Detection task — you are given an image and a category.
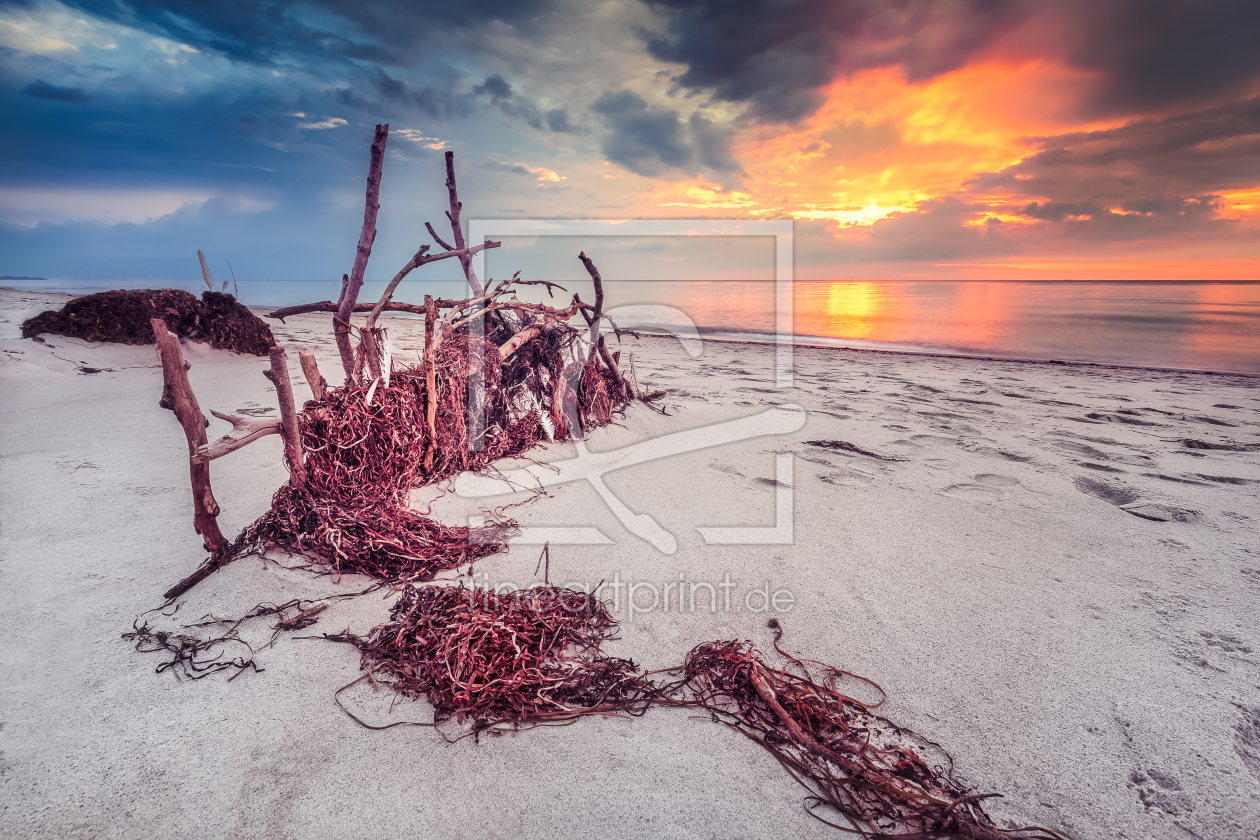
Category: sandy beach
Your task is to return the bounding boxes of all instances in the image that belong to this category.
[2,286,1258,840]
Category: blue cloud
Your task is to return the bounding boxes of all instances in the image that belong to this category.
[22,79,88,102]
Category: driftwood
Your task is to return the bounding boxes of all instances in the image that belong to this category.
[151,318,227,556]
[298,351,325,401]
[361,241,503,379]
[499,326,542,361]
[264,347,307,491]
[440,150,483,295]
[335,123,388,384]
[422,294,439,472]
[192,410,280,464]
[578,251,630,398]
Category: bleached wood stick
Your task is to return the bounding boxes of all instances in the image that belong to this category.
[151,318,228,556]
[422,294,439,473]
[191,410,281,464]
[499,326,541,361]
[442,151,484,295]
[298,351,325,401]
[264,347,308,491]
[335,124,388,384]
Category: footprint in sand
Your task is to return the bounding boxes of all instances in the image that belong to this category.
[1073,476,1201,522]
[910,434,958,446]
[939,473,1020,498]
[819,468,875,487]
[939,483,999,498]
[973,473,1020,488]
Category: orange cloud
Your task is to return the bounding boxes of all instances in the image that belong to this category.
[648,59,1118,224]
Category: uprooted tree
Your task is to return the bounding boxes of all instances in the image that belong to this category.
[153,124,642,599]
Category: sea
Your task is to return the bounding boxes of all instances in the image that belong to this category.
[6,277,1259,375]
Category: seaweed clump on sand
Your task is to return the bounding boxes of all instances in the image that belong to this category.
[21,288,275,356]
[342,584,653,725]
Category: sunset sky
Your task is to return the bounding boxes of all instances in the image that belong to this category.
[2,0,1259,288]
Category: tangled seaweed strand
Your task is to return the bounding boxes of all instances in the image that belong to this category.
[335,587,1067,839]
[243,326,629,582]
[343,584,654,727]
[659,622,1068,840]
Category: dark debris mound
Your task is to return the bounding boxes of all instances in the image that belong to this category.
[21,289,274,356]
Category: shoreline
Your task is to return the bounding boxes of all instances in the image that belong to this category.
[10,286,1258,380]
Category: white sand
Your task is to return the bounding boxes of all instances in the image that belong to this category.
[1,287,1258,840]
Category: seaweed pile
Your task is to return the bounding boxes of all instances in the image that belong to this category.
[329,586,1065,839]
[22,288,275,356]
[347,584,653,725]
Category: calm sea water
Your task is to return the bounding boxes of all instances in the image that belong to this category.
[598,280,1260,374]
[8,278,1259,374]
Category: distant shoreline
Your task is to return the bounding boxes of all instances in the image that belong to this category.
[7,286,1255,379]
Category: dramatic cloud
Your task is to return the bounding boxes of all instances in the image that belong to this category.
[642,0,1260,123]
[1064,0,1260,115]
[972,96,1260,203]
[642,0,1029,121]
[591,89,742,180]
[50,0,555,66]
[964,94,1260,243]
[22,78,87,102]
[865,197,1015,261]
[591,89,693,176]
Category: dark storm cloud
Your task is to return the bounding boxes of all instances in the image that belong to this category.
[545,108,574,132]
[688,112,742,173]
[471,75,581,133]
[641,0,1030,122]
[22,79,88,102]
[47,0,554,66]
[473,74,513,100]
[971,95,1260,209]
[1065,0,1260,115]
[642,0,1260,123]
[591,89,693,176]
[591,90,742,179]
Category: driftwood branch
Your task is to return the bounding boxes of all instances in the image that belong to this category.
[192,409,281,464]
[441,151,484,296]
[360,241,502,379]
[335,124,389,384]
[577,250,605,347]
[425,221,454,252]
[298,351,325,401]
[499,326,542,361]
[576,252,630,398]
[151,318,228,556]
[263,347,307,491]
[422,294,439,473]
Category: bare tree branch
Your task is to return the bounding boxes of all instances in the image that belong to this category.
[334,124,388,384]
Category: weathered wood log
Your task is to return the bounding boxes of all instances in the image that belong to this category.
[422,294,439,473]
[192,410,281,464]
[577,251,631,398]
[151,318,228,556]
[499,325,542,360]
[577,250,605,347]
[298,350,325,401]
[335,124,388,384]
[442,151,484,295]
[263,347,307,490]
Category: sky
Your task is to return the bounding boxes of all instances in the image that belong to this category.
[1,0,1259,295]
